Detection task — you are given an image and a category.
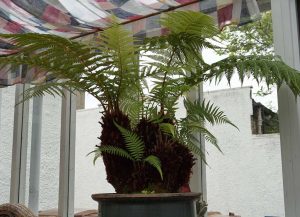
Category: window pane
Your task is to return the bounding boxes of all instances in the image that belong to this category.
[24,93,62,212]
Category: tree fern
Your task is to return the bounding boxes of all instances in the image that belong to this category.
[1,10,300,170]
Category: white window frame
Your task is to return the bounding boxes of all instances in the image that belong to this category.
[9,80,76,217]
[10,83,30,204]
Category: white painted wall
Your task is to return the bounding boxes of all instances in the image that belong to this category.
[204,87,285,217]
[0,86,15,205]
[0,86,285,217]
[74,108,114,209]
[0,89,113,210]
[0,87,62,209]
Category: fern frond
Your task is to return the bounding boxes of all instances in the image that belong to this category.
[88,146,133,165]
[114,122,145,161]
[189,125,220,152]
[145,10,219,60]
[119,96,143,126]
[179,118,221,154]
[184,98,237,128]
[185,139,207,164]
[205,55,300,95]
[160,10,218,37]
[144,155,163,180]
[159,123,176,137]
[20,81,79,104]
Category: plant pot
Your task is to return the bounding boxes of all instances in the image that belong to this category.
[91,192,201,217]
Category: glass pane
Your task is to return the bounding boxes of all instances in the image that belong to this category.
[39,95,61,210]
[23,92,62,213]
[0,86,16,204]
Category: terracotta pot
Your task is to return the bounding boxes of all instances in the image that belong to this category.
[92,192,201,217]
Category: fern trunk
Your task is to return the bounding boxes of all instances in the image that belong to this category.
[100,113,195,193]
[99,111,133,193]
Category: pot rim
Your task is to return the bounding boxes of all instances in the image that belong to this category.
[91,192,201,202]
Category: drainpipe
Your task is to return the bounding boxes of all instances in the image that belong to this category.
[257,106,263,134]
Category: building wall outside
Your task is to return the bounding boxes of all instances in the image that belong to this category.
[0,86,62,210]
[74,108,114,209]
[0,87,15,205]
[204,87,285,217]
[0,87,285,216]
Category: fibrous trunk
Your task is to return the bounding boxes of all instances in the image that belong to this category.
[99,112,195,193]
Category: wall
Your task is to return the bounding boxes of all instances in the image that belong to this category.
[0,86,15,204]
[0,89,113,210]
[74,108,114,209]
[204,87,285,217]
[0,86,62,210]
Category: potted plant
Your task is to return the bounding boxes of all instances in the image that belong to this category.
[1,11,300,217]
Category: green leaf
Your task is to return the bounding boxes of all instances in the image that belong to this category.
[160,10,218,37]
[159,123,176,137]
[119,89,144,126]
[204,55,300,96]
[114,121,145,161]
[184,98,238,129]
[144,155,163,180]
[88,146,134,165]
[185,139,207,165]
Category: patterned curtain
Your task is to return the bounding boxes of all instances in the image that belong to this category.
[0,0,271,86]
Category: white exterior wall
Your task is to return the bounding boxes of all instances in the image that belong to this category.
[0,87,285,216]
[204,87,285,217]
[0,87,62,209]
[0,87,15,204]
[74,108,114,209]
[0,88,112,210]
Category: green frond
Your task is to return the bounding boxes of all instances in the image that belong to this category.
[114,122,145,161]
[0,28,140,112]
[184,138,207,164]
[184,98,237,128]
[19,81,80,104]
[158,11,219,59]
[97,24,139,72]
[159,123,176,137]
[0,33,93,73]
[88,146,133,165]
[205,55,300,95]
[160,10,218,37]
[119,96,143,126]
[86,149,102,165]
[180,119,221,155]
[144,155,163,180]
[119,85,144,126]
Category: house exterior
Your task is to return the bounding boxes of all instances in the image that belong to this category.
[205,87,284,217]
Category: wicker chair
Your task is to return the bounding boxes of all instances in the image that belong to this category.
[0,204,35,217]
